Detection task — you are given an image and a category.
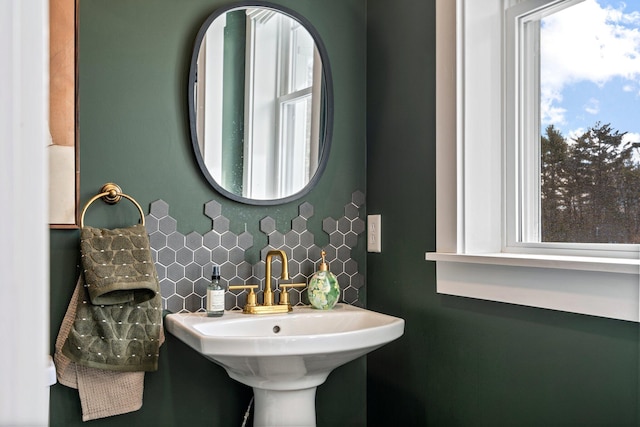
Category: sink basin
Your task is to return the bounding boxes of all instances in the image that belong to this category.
[165,303,404,426]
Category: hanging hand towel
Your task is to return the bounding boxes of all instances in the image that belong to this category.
[80,224,157,305]
[62,224,163,372]
[54,274,165,421]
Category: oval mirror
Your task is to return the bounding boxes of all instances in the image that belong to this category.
[189,3,333,205]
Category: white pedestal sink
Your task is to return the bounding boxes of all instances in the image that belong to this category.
[165,304,404,427]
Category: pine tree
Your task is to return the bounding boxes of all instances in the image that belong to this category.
[540,122,640,243]
[541,125,569,241]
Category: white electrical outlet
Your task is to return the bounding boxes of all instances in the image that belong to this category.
[367,214,382,253]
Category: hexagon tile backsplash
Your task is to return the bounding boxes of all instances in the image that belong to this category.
[145,191,366,313]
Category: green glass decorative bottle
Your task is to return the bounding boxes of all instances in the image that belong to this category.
[308,250,340,310]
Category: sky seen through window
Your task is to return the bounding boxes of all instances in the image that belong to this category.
[541,0,640,146]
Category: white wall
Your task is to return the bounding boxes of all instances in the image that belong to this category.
[0,0,51,425]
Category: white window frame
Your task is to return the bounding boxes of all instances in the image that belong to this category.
[276,18,314,197]
[426,0,640,322]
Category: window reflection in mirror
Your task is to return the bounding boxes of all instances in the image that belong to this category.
[193,6,327,202]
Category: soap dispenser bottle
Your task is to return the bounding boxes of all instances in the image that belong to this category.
[307,250,340,310]
[206,265,225,317]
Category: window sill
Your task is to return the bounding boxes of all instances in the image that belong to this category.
[425,252,640,322]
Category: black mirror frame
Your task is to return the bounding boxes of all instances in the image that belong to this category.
[188,1,334,205]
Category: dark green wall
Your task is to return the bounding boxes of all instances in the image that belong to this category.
[366,1,639,426]
[50,1,639,426]
[49,0,366,426]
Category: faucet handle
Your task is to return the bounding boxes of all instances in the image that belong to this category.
[278,283,307,306]
[228,285,259,307]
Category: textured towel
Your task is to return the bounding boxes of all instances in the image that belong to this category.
[80,224,157,305]
[62,224,163,372]
[54,275,165,421]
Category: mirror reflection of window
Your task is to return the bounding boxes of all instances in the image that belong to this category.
[276,15,321,199]
[196,8,321,201]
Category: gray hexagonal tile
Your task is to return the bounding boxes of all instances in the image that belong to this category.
[202,263,215,279]
[322,217,337,233]
[298,202,314,219]
[337,272,350,285]
[337,217,351,234]
[145,216,159,234]
[300,259,316,281]
[194,277,209,296]
[167,232,185,250]
[343,286,358,304]
[260,216,276,234]
[212,246,229,264]
[158,216,177,234]
[212,216,230,233]
[352,217,365,235]
[176,247,194,265]
[159,278,176,297]
[238,231,254,250]
[253,262,266,280]
[167,262,185,282]
[150,200,169,218]
[150,249,158,264]
[287,289,302,305]
[176,279,193,297]
[154,264,166,281]
[329,233,344,248]
[185,232,203,250]
[299,231,314,248]
[351,190,365,207]
[291,216,306,233]
[299,288,309,305]
[284,231,300,248]
[184,293,201,312]
[157,247,176,267]
[236,261,253,280]
[228,247,245,265]
[185,262,202,281]
[268,232,285,248]
[323,246,338,262]
[345,231,359,248]
[225,291,238,310]
[308,246,322,262]
[166,294,184,313]
[220,262,236,281]
[344,259,358,275]
[221,231,237,249]
[292,246,307,262]
[337,245,351,261]
[194,247,211,266]
[203,230,221,249]
[149,231,167,250]
[204,200,222,219]
[288,260,300,277]
[344,203,359,220]
[351,273,365,289]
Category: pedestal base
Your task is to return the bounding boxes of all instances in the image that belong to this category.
[252,387,317,427]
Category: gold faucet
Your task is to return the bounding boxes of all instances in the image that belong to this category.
[264,250,289,306]
[228,250,305,314]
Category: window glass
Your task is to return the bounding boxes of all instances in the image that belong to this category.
[538,0,640,243]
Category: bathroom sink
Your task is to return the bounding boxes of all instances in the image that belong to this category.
[165,304,404,426]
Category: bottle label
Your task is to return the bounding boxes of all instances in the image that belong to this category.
[207,289,225,311]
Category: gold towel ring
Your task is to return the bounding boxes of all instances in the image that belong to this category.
[80,183,145,228]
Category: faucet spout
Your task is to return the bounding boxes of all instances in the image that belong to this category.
[264,250,289,306]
